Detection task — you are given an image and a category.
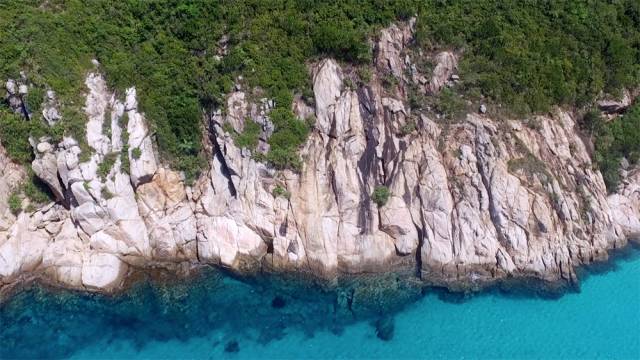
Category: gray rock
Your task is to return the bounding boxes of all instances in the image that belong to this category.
[5,79,16,95]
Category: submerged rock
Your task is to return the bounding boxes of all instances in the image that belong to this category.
[224,340,240,353]
[374,316,395,341]
[271,295,286,309]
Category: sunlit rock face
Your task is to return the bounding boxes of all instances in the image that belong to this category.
[0,19,638,295]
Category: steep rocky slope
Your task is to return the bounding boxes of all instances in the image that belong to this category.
[1,21,638,296]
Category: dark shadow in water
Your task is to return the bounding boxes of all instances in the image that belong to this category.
[1,243,638,359]
[0,269,421,359]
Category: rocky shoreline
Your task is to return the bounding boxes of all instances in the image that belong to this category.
[1,20,639,302]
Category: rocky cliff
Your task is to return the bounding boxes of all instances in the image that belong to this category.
[1,21,638,296]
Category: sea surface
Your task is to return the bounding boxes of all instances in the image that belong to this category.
[1,246,639,360]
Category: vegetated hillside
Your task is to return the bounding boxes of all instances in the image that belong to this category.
[1,1,638,191]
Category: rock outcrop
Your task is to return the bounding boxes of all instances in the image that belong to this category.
[1,20,638,296]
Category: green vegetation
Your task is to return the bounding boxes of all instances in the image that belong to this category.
[272,185,290,199]
[266,108,310,169]
[507,154,551,185]
[234,119,261,151]
[8,192,21,215]
[0,1,413,178]
[415,0,640,115]
[22,170,54,205]
[432,88,467,122]
[102,109,112,138]
[372,186,390,206]
[131,147,142,160]
[101,186,114,200]
[0,110,46,164]
[1,0,638,182]
[585,104,640,192]
[119,114,130,174]
[357,67,372,84]
[97,153,117,179]
[399,119,416,136]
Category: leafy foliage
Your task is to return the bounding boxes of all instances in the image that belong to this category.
[0,110,47,164]
[432,88,467,122]
[272,185,290,199]
[23,172,53,205]
[131,147,141,160]
[587,104,640,192]
[415,0,640,115]
[372,186,390,206]
[97,153,117,179]
[8,192,21,215]
[266,108,310,170]
[0,0,638,178]
[234,119,261,151]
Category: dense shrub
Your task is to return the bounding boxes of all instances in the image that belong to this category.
[1,0,638,177]
[97,153,117,179]
[433,88,467,122]
[234,119,261,151]
[0,111,38,165]
[22,170,55,205]
[272,185,290,199]
[266,108,310,170]
[591,104,640,192]
[8,192,21,215]
[131,147,141,160]
[372,186,390,206]
[415,0,640,115]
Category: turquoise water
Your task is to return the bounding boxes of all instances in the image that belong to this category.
[2,247,639,359]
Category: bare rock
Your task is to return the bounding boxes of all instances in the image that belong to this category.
[226,91,248,132]
[313,59,343,135]
[598,90,632,114]
[376,18,415,78]
[32,150,65,202]
[126,88,157,186]
[81,252,127,290]
[428,52,458,94]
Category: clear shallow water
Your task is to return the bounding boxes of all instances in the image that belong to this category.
[2,247,639,360]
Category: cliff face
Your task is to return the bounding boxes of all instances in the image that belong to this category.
[1,21,638,294]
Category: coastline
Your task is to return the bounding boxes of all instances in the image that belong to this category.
[3,237,638,308]
[2,239,639,359]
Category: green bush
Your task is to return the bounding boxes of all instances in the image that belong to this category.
[23,170,54,205]
[266,148,303,171]
[266,108,309,170]
[592,104,640,192]
[98,153,118,179]
[8,192,21,215]
[131,147,142,160]
[434,88,466,122]
[400,120,416,136]
[25,86,46,115]
[101,186,114,200]
[372,186,390,206]
[0,111,44,164]
[235,119,261,150]
[119,114,130,174]
[312,21,371,63]
[415,1,640,114]
[272,185,290,199]
[2,0,638,178]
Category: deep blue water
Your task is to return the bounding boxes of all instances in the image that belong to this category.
[2,246,639,360]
